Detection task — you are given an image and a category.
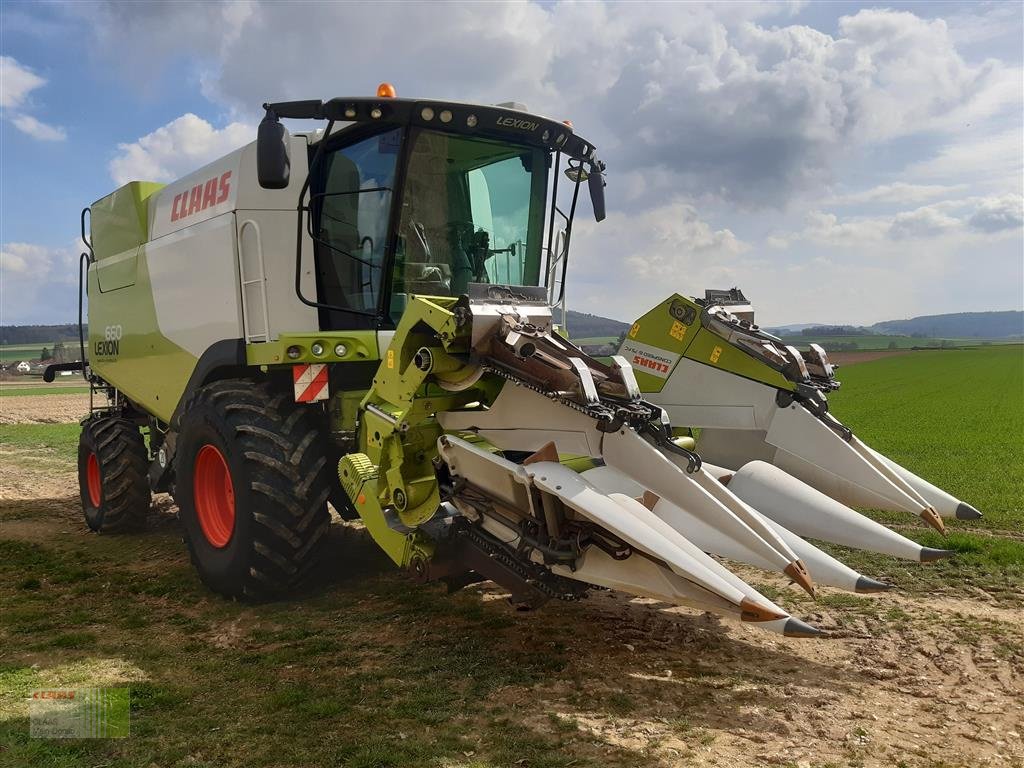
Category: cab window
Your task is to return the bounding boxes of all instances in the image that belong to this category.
[390,129,547,323]
[312,129,401,328]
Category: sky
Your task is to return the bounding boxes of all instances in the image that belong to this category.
[1,0,1022,328]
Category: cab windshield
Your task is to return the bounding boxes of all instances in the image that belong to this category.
[390,129,548,322]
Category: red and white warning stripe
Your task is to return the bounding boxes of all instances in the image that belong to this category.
[293,363,329,402]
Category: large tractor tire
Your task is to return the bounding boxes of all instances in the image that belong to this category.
[78,417,151,532]
[174,379,332,600]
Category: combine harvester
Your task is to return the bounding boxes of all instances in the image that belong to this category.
[612,288,981,571]
[52,85,961,645]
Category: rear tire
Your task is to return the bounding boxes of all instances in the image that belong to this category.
[174,379,332,600]
[78,417,151,532]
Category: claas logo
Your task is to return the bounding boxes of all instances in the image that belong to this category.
[170,171,232,222]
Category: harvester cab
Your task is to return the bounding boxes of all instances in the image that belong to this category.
[69,85,965,645]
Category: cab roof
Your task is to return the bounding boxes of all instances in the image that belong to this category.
[265,97,599,163]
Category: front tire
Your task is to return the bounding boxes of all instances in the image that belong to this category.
[78,417,151,532]
[174,379,332,600]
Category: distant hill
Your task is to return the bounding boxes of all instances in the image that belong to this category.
[0,324,80,345]
[565,310,629,339]
[870,311,1023,339]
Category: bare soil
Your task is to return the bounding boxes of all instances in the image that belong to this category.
[0,393,90,424]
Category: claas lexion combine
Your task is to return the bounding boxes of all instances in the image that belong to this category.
[55,84,981,641]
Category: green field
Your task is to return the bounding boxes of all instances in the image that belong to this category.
[572,335,620,347]
[828,345,1023,532]
[0,344,59,362]
[0,386,90,397]
[781,333,1005,350]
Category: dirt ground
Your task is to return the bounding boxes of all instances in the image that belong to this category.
[2,398,1022,768]
[0,393,91,425]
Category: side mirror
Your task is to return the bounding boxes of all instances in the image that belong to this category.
[257,111,291,189]
[588,159,606,222]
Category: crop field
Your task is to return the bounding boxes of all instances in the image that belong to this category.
[0,343,70,362]
[1,349,1022,768]
[780,334,1009,350]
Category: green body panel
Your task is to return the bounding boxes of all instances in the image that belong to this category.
[88,248,198,423]
[338,454,434,568]
[246,331,379,366]
[684,327,794,390]
[90,182,165,260]
[341,295,490,569]
[626,293,795,393]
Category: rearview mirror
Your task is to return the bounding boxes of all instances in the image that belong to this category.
[588,159,606,222]
[257,112,291,189]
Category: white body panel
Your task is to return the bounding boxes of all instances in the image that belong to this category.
[725,460,928,561]
[441,384,806,582]
[647,360,936,519]
[584,464,878,593]
[147,213,244,358]
[144,135,318,354]
[436,435,804,633]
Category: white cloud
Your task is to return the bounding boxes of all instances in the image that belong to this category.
[1,55,67,142]
[0,55,45,109]
[968,194,1024,233]
[906,128,1024,185]
[888,207,961,239]
[10,113,66,141]
[829,182,967,206]
[0,242,82,325]
[770,194,1024,248]
[75,3,1022,209]
[567,200,749,321]
[109,113,254,185]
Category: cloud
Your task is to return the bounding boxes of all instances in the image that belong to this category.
[0,55,45,109]
[829,183,967,206]
[567,200,749,321]
[0,242,83,325]
[0,55,67,142]
[888,207,961,239]
[968,194,1024,233]
[10,113,66,141]
[770,194,1024,248]
[109,113,254,185]
[74,3,1022,210]
[906,128,1023,185]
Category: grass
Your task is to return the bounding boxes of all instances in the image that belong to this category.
[572,336,619,347]
[0,423,81,462]
[780,334,1009,351]
[0,386,91,397]
[0,343,74,362]
[828,345,1023,532]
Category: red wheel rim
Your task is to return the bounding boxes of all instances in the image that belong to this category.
[86,452,102,508]
[193,445,236,548]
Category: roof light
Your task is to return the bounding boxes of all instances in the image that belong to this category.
[563,119,574,128]
[439,110,453,123]
[466,114,477,127]
[377,82,397,98]
[421,107,435,121]
[370,107,382,119]
[344,107,357,119]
